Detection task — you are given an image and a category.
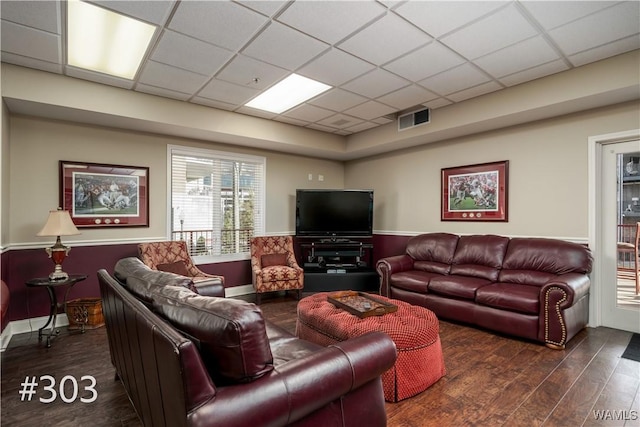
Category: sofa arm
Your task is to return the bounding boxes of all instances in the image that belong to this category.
[188,332,397,427]
[376,254,414,296]
[540,273,591,349]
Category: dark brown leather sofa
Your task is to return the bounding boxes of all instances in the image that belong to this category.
[98,257,397,427]
[377,233,593,349]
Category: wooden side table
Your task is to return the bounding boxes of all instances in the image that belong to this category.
[25,274,87,347]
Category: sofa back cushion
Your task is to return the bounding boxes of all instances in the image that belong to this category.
[499,238,593,286]
[114,257,196,303]
[450,235,509,281]
[406,233,459,275]
[152,286,274,385]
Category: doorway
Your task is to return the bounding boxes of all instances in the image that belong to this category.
[591,131,640,333]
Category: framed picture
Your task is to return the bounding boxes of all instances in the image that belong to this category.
[441,160,508,222]
[60,161,149,228]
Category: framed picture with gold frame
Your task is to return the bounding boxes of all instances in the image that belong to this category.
[60,160,149,228]
[441,160,508,222]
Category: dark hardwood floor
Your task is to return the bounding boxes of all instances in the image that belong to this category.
[2,293,639,427]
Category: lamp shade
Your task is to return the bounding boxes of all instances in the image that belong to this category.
[37,209,81,237]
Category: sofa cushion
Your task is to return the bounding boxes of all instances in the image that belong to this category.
[390,270,439,294]
[428,275,492,300]
[450,235,509,281]
[157,261,190,277]
[406,233,458,274]
[152,285,274,385]
[475,283,540,314]
[500,238,593,286]
[261,253,288,267]
[114,257,196,303]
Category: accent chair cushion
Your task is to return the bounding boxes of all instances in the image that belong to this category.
[261,253,288,267]
[157,261,191,277]
[152,285,274,385]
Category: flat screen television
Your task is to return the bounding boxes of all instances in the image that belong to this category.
[296,189,373,239]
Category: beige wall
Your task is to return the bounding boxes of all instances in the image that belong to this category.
[346,101,640,240]
[8,116,343,246]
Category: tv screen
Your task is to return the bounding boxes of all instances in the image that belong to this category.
[296,189,373,238]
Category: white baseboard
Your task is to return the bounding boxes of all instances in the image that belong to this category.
[1,314,69,352]
[225,284,254,298]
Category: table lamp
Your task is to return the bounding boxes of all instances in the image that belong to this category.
[37,208,81,281]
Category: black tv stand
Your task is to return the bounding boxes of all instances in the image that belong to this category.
[299,239,378,293]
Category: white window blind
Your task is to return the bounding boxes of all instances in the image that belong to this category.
[168,146,265,261]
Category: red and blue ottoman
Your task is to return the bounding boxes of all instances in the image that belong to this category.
[296,292,446,402]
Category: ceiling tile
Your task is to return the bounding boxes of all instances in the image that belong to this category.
[138,60,210,94]
[197,78,260,105]
[383,41,465,81]
[344,100,397,121]
[1,21,61,64]
[237,0,289,18]
[298,48,375,86]
[282,104,335,122]
[342,68,410,99]
[447,81,503,102]
[499,59,569,87]
[66,66,135,90]
[90,0,176,25]
[568,35,640,67]
[136,83,190,101]
[345,121,378,133]
[317,113,364,129]
[418,63,490,95]
[548,2,640,56]
[1,0,60,33]
[242,22,329,70]
[1,52,62,74]
[192,97,237,111]
[338,12,432,65]
[520,1,615,30]
[394,1,508,38]
[277,1,386,44]
[151,31,234,76]
[424,98,453,109]
[441,3,539,60]
[216,55,289,89]
[309,88,367,112]
[475,35,560,78]
[377,85,438,110]
[168,1,267,51]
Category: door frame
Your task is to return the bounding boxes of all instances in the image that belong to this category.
[588,129,640,328]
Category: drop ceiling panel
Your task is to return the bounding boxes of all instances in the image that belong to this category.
[138,60,210,95]
[377,85,438,110]
[338,12,432,65]
[242,22,329,70]
[282,104,336,122]
[419,63,491,95]
[309,89,368,112]
[197,79,260,105]
[1,0,61,33]
[297,48,375,86]
[90,0,175,25]
[342,68,410,99]
[344,101,397,121]
[277,1,386,45]
[216,55,289,89]
[441,4,539,60]
[520,1,615,30]
[151,31,234,76]
[317,113,364,130]
[168,1,267,51]
[383,42,466,82]
[1,21,61,64]
[475,36,560,78]
[394,1,508,38]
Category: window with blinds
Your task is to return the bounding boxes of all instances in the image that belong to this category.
[168,145,265,261]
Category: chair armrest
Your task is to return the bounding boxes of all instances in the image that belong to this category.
[541,273,590,308]
[376,254,414,296]
[188,332,397,427]
[193,277,225,298]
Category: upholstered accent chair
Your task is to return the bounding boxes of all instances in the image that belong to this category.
[250,235,304,304]
[138,241,225,297]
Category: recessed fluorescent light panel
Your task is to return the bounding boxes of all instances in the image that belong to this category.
[245,74,331,114]
[67,0,156,80]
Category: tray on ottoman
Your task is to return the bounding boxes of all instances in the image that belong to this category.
[327,291,397,318]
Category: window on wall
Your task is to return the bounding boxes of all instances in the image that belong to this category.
[168,145,265,261]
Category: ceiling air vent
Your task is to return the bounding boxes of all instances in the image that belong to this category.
[397,108,430,131]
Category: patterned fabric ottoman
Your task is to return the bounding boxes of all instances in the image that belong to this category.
[296,292,446,402]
